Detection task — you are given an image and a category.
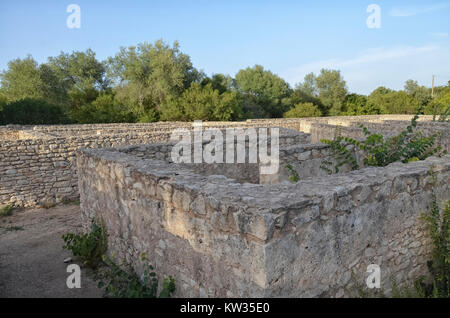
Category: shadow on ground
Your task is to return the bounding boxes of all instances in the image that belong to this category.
[0,204,102,298]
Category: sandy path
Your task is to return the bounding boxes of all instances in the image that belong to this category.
[0,204,102,298]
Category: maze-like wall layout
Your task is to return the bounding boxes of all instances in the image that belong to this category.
[1,115,449,297]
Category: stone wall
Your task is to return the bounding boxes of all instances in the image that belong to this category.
[77,143,450,297]
[0,115,445,207]
[0,131,177,207]
[0,123,308,207]
[308,120,450,152]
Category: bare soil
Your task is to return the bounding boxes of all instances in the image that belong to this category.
[0,204,103,298]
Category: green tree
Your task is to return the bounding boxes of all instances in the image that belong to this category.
[342,93,383,115]
[368,88,420,114]
[290,82,323,109]
[160,83,242,121]
[107,40,202,121]
[235,65,291,118]
[425,85,450,118]
[0,56,67,106]
[0,93,7,113]
[70,92,135,124]
[0,99,69,125]
[48,49,108,92]
[284,102,322,118]
[296,69,348,115]
[404,79,431,106]
[201,73,235,94]
[47,49,109,116]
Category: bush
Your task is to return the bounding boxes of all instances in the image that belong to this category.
[0,205,13,217]
[284,102,322,118]
[95,254,176,298]
[70,93,136,124]
[62,219,176,298]
[62,219,108,269]
[320,107,446,173]
[160,83,242,121]
[0,98,70,125]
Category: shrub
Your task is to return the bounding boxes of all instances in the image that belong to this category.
[0,98,70,125]
[95,253,176,298]
[320,107,446,173]
[0,205,13,217]
[62,219,176,298]
[70,93,136,124]
[160,83,242,121]
[284,102,322,118]
[62,219,108,269]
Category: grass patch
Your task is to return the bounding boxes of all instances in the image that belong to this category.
[1,225,24,232]
[0,205,13,217]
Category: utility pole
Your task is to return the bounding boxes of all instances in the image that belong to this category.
[432,75,435,98]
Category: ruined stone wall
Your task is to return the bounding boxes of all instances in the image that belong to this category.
[269,143,365,184]
[0,115,445,207]
[77,144,450,297]
[0,124,308,207]
[308,120,450,152]
[0,132,175,207]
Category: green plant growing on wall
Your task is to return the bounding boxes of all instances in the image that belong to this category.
[417,167,450,298]
[285,164,300,183]
[96,253,176,298]
[320,107,445,174]
[62,219,176,298]
[347,168,449,298]
[62,219,108,269]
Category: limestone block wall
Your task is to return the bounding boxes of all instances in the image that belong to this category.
[308,121,450,152]
[0,115,445,207]
[0,131,176,207]
[268,143,365,184]
[77,144,450,297]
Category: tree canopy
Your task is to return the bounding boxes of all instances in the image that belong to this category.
[235,65,291,118]
[0,40,446,125]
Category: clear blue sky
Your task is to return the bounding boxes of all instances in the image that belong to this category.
[1,0,449,94]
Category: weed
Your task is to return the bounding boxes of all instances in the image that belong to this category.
[0,205,13,217]
[95,253,175,298]
[320,106,446,173]
[285,164,300,183]
[62,219,108,269]
[346,168,449,298]
[1,225,24,232]
[62,219,176,298]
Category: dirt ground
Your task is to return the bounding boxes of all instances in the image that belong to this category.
[0,204,103,298]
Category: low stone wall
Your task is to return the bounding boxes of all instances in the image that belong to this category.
[308,120,450,152]
[0,115,446,207]
[0,124,307,207]
[0,133,174,207]
[270,143,363,184]
[77,143,450,297]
